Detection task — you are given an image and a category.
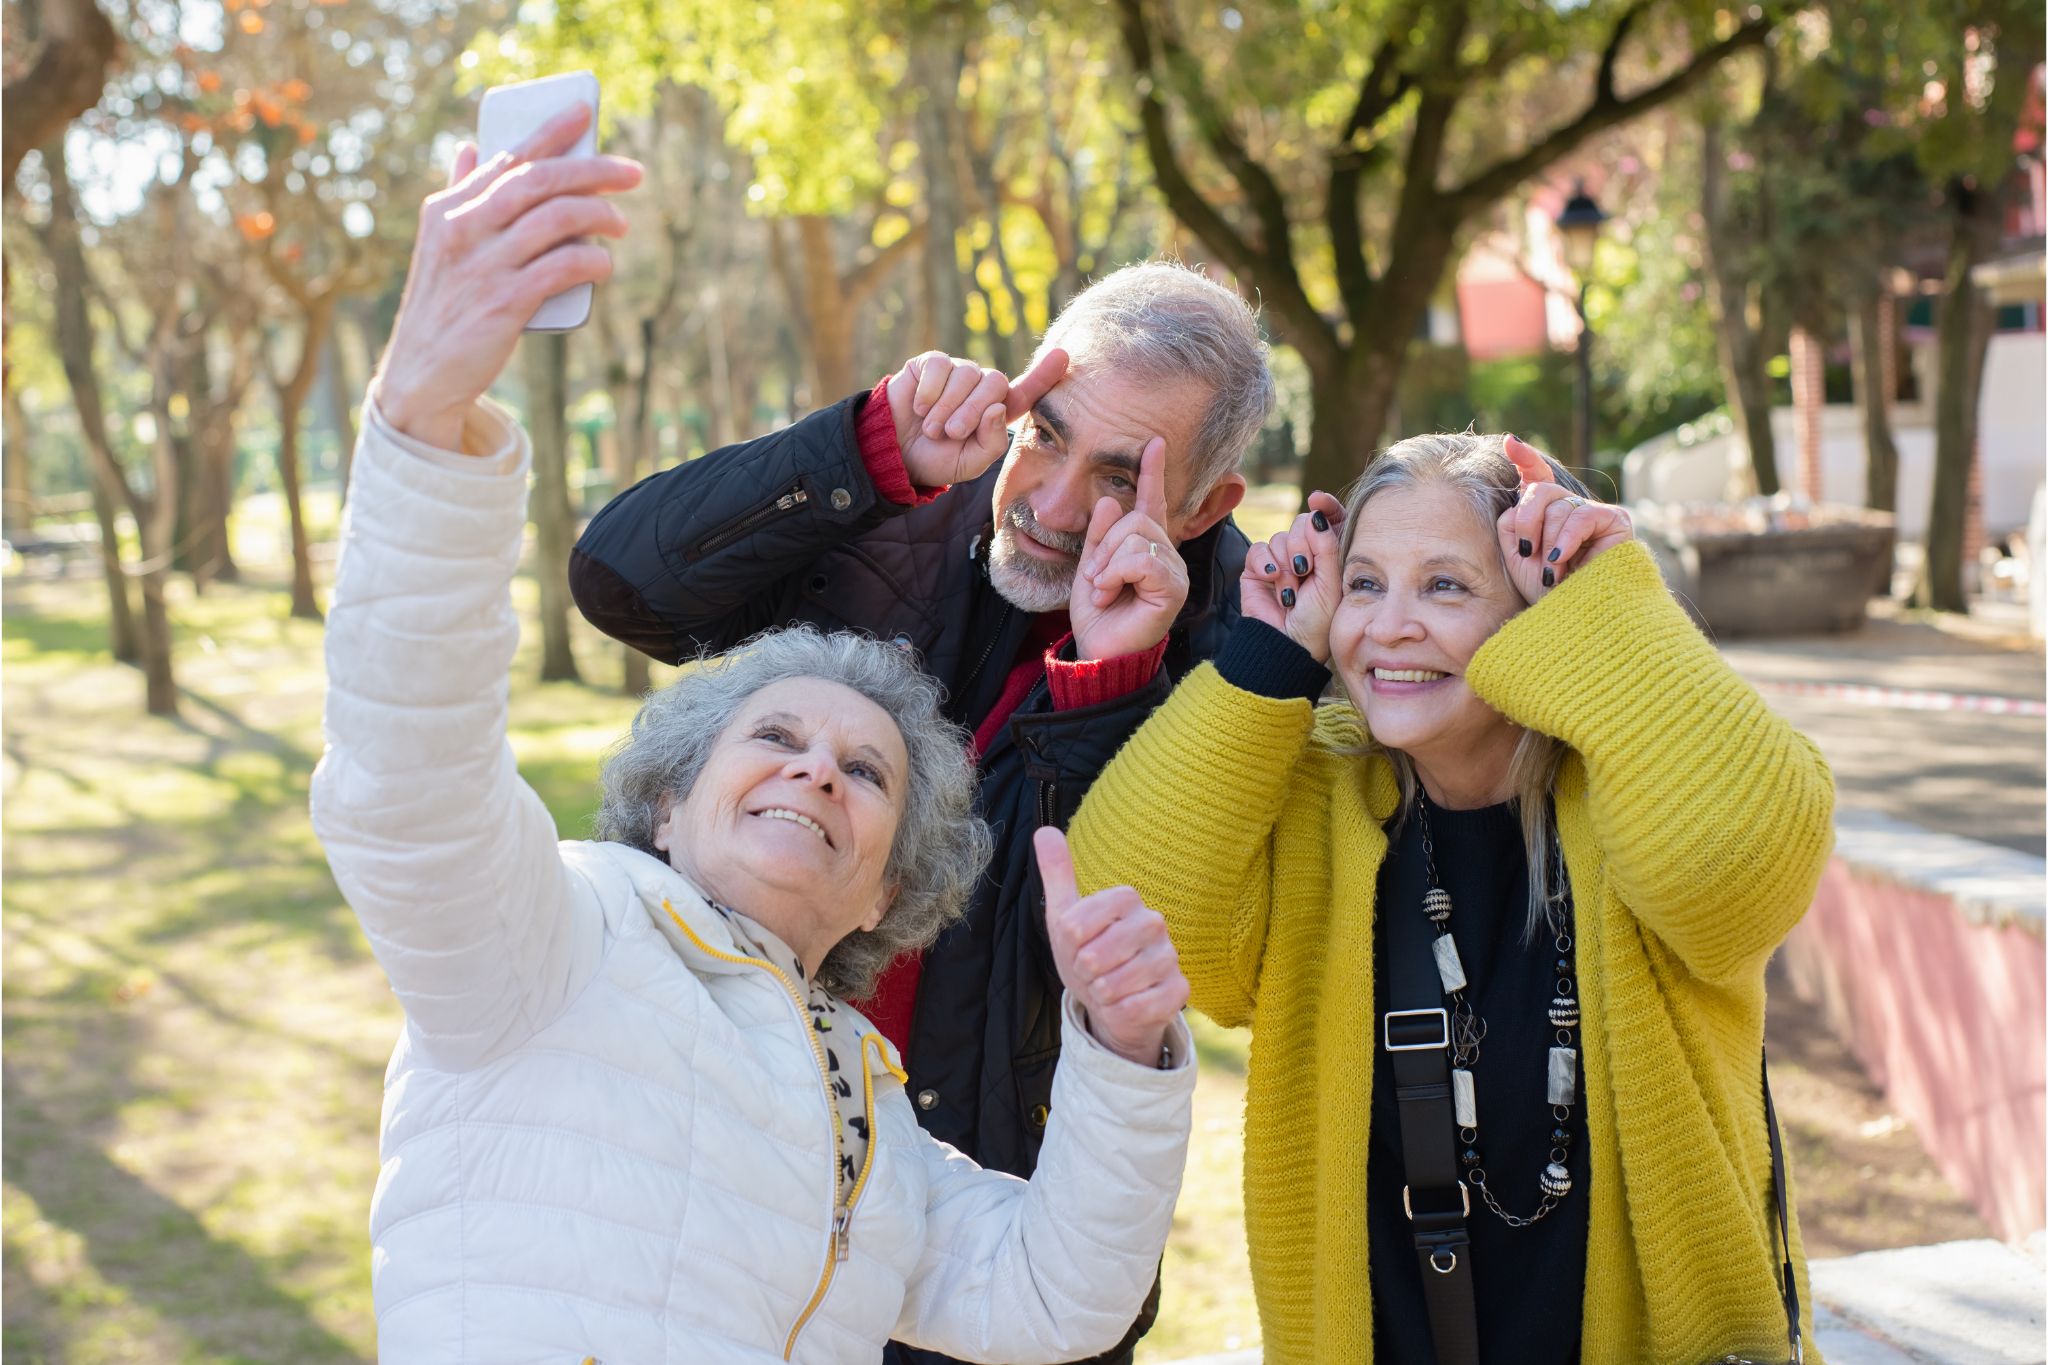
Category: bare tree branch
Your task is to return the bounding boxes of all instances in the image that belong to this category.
[1111,0,1336,365]
[1447,13,1771,216]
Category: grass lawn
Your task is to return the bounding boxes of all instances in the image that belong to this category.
[0,495,1267,1364]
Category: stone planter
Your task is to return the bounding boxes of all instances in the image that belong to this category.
[1636,511,1896,637]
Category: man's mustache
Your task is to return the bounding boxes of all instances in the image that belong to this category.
[1004,500,1085,558]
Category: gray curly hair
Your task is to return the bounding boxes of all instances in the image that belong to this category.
[594,627,992,999]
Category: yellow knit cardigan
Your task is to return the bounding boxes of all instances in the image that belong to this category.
[1070,541,1835,1365]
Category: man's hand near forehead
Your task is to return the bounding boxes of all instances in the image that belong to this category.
[1068,437,1191,662]
[886,348,1068,491]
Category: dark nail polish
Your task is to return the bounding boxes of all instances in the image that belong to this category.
[1265,562,1277,574]
[1518,539,1533,558]
[1547,546,1561,563]
[1542,567,1555,588]
[1311,510,1330,532]
[1280,588,1296,608]
[1292,555,1309,576]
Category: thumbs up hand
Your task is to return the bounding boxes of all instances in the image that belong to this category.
[1035,827,1190,1068]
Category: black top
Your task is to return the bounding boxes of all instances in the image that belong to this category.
[1370,797,1589,1364]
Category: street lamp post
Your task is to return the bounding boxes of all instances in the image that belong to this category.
[1555,181,1608,467]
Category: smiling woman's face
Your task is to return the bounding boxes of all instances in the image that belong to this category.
[654,676,909,966]
[1326,482,1525,785]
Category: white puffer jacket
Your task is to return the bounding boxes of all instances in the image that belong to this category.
[310,392,1197,1365]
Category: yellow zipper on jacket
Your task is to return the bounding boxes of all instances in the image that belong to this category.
[661,900,887,1362]
[780,989,905,1355]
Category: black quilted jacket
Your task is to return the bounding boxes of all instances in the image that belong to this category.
[570,389,1244,1363]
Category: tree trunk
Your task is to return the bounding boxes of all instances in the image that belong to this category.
[134,444,179,715]
[325,303,361,503]
[613,322,653,698]
[1700,119,1780,497]
[524,331,583,683]
[39,142,150,672]
[1914,183,2002,613]
[272,294,336,619]
[912,26,971,360]
[1851,290,1900,515]
[796,217,859,401]
[187,322,254,588]
[3,374,35,537]
[86,457,139,661]
[1303,351,1397,503]
[197,426,239,585]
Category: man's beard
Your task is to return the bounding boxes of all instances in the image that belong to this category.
[986,498,1086,614]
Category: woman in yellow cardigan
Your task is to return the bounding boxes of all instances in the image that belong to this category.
[1067,432,1833,1365]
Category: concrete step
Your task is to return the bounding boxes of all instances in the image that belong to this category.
[1809,1237,2046,1365]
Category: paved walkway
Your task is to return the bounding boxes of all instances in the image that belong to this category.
[1160,1235,2048,1362]
[1717,603,2045,857]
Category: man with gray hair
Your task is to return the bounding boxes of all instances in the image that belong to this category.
[570,260,1271,1365]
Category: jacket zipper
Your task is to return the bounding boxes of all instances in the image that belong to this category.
[960,602,1015,719]
[688,483,810,561]
[659,902,885,1362]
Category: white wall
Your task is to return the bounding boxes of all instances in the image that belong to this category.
[1625,331,2047,542]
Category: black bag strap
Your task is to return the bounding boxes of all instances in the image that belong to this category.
[1762,1051,1804,1364]
[1384,875,1480,1365]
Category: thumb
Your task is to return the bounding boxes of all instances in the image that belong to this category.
[1034,826,1080,915]
[448,141,478,189]
[1503,434,1556,489]
[1005,346,1069,420]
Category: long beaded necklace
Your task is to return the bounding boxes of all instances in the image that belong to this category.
[1411,791,1580,1227]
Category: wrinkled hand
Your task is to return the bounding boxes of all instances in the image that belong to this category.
[1036,827,1188,1068]
[1496,436,1634,605]
[1070,437,1188,661]
[377,105,643,451]
[886,348,1067,489]
[1241,490,1346,663]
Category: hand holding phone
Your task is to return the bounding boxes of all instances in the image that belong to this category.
[478,72,603,332]
[375,77,641,451]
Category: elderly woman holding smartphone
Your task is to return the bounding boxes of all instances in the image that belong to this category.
[316,106,1196,1364]
[1065,432,1834,1364]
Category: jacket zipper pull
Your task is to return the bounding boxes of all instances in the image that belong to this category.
[832,1207,852,1262]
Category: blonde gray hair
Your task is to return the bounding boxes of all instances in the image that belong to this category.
[1340,432,1595,938]
[1033,260,1274,510]
[594,627,991,998]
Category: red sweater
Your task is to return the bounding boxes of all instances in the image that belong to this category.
[849,378,1168,1057]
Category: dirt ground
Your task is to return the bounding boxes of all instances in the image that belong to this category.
[1764,957,1994,1258]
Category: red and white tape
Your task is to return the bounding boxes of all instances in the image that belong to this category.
[1753,679,2048,717]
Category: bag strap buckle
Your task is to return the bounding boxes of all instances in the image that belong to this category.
[1383,1007,1450,1052]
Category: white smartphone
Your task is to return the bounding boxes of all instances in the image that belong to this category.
[477,71,601,332]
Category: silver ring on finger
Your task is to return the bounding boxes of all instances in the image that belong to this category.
[1565,495,1586,508]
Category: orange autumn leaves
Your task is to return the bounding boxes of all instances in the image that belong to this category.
[179,68,320,151]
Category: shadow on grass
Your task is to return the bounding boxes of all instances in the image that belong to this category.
[7,905,382,1084]
[0,602,125,664]
[3,1078,366,1364]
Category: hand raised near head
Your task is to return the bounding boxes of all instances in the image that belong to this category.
[1241,490,1345,663]
[1069,436,1191,661]
[379,105,642,452]
[886,347,1068,490]
[1493,435,1633,605]
[1036,826,1188,1068]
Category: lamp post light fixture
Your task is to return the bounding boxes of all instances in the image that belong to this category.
[1555,180,1608,465]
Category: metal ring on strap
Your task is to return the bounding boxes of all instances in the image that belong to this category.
[1429,1250,1459,1274]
